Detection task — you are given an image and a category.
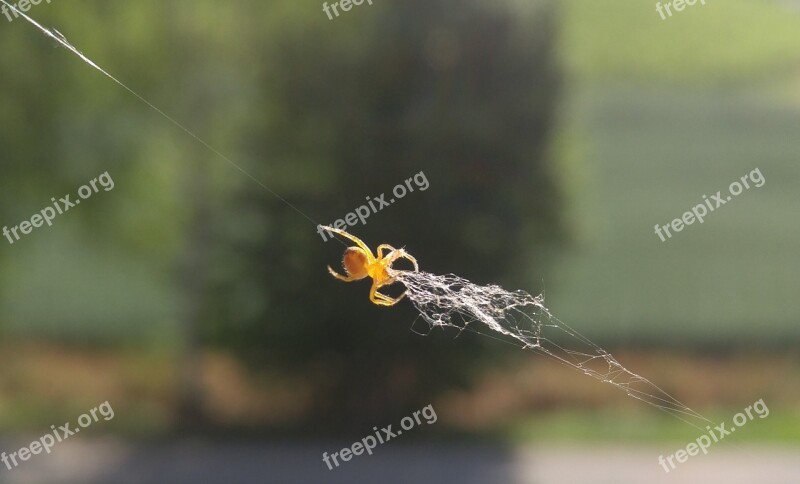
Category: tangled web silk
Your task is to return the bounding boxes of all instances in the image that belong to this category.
[395,270,709,427]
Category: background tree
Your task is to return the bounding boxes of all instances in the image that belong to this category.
[214,0,564,430]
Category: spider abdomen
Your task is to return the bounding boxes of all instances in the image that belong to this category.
[343,248,369,279]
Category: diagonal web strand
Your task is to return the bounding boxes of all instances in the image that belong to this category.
[0,0,347,245]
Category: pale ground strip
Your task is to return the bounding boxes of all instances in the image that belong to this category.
[2,440,797,484]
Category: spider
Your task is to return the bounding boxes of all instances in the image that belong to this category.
[321,225,419,307]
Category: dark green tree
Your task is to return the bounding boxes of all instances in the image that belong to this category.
[214,0,564,430]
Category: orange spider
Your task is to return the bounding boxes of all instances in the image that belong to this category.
[321,225,419,306]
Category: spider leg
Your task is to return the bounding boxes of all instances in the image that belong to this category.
[376,244,398,259]
[370,278,408,307]
[370,285,405,306]
[327,265,365,282]
[319,225,376,261]
[381,290,407,305]
[385,249,419,272]
[369,283,390,305]
[369,279,407,306]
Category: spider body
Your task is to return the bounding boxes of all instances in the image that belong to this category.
[321,225,419,306]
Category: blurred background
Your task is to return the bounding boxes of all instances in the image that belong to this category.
[0,0,798,482]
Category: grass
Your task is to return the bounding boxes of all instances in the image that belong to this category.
[505,407,800,444]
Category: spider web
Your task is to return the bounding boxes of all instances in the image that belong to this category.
[394,270,711,428]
